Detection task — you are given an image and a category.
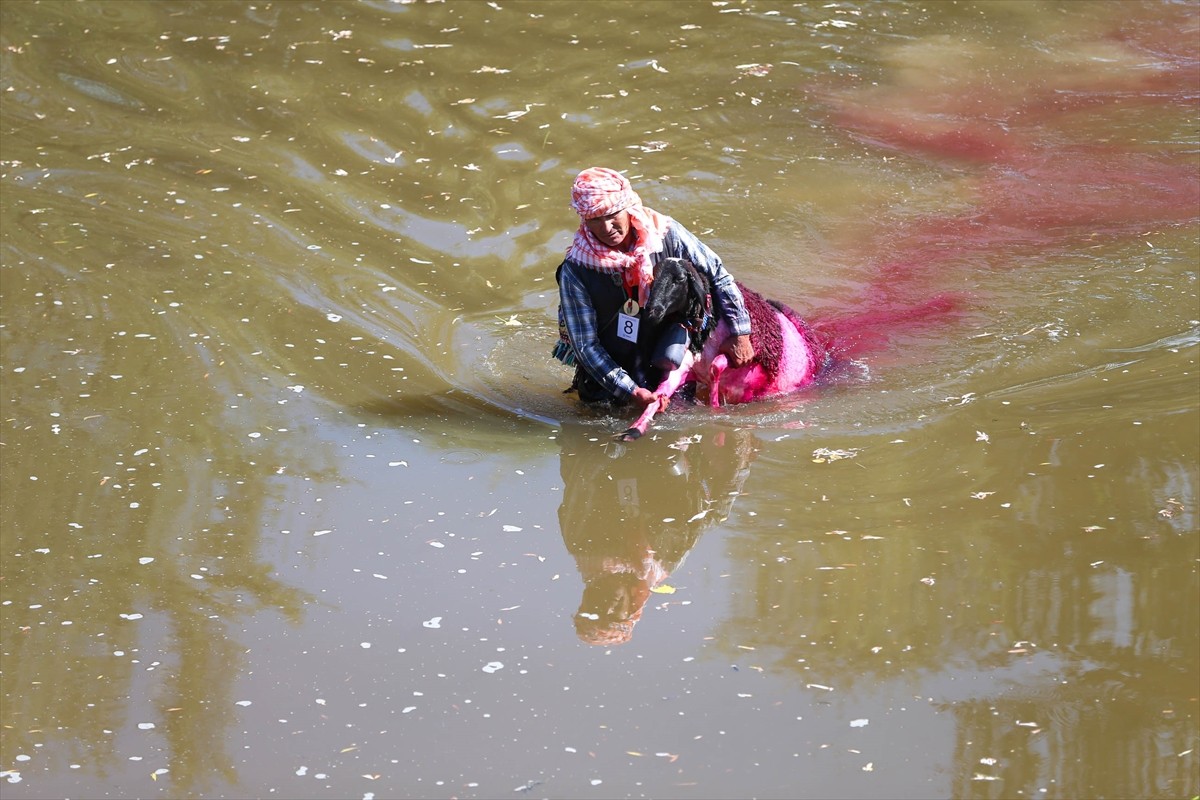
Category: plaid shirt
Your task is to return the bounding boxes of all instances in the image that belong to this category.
[558,220,752,400]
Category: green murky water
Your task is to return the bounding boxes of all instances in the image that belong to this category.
[1,1,1197,798]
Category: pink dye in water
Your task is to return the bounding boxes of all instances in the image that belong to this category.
[806,1,1198,365]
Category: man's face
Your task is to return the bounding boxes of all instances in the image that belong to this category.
[584,208,632,249]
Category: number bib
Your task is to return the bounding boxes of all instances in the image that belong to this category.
[617,312,640,343]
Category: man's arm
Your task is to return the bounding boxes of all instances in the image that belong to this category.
[662,223,755,366]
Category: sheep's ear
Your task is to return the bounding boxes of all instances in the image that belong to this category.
[687,264,707,319]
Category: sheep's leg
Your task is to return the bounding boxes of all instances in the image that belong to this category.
[707,354,728,408]
[620,398,664,441]
[621,351,695,440]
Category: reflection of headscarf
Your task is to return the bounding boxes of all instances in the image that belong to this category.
[573,549,667,646]
[565,167,670,303]
[575,614,636,647]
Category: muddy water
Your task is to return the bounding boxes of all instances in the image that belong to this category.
[1,1,1197,798]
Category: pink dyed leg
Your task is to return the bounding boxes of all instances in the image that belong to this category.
[623,396,666,441]
[707,354,728,408]
[621,352,695,440]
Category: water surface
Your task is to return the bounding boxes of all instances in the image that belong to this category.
[1,1,1197,798]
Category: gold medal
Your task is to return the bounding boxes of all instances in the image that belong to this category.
[622,298,640,316]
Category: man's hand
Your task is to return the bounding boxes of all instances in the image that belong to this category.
[631,387,658,407]
[721,334,755,367]
[632,386,672,411]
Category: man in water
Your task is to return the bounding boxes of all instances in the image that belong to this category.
[553,167,755,407]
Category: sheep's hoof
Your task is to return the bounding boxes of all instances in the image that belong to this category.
[618,427,642,442]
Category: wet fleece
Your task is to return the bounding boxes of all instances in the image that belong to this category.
[724,282,826,380]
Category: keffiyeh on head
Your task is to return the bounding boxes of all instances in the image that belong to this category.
[570,167,639,220]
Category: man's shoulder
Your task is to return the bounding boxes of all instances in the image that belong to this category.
[557,258,602,290]
[660,218,700,245]
[658,219,712,261]
[556,258,580,281]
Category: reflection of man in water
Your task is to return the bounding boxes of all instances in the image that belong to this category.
[557,427,758,645]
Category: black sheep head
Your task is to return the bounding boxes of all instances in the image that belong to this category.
[644,258,708,326]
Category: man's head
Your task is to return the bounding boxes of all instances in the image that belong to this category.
[571,167,639,249]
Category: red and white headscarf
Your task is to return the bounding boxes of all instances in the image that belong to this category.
[566,167,671,302]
